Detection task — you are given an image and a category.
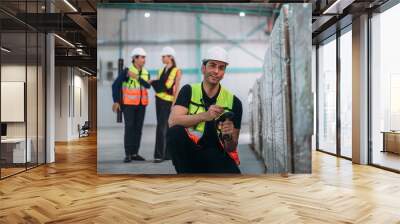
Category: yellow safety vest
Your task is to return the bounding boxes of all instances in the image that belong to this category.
[155,67,179,102]
[186,82,240,165]
[122,65,150,106]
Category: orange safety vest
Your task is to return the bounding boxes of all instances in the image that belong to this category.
[186,83,240,165]
[122,65,149,106]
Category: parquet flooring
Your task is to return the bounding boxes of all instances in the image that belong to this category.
[1,134,400,223]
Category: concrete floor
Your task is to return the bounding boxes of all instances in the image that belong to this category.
[98,124,265,174]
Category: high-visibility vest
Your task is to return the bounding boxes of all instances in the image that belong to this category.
[155,67,179,102]
[122,65,149,106]
[186,83,240,165]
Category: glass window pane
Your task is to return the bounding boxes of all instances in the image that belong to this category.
[1,30,28,177]
[318,37,337,154]
[1,0,46,179]
[371,4,400,171]
[27,31,38,169]
[340,29,352,158]
[312,45,317,151]
[38,32,45,165]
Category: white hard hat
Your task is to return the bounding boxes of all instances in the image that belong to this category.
[131,47,146,57]
[161,46,176,58]
[203,46,229,65]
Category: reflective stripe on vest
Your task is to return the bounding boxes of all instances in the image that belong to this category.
[122,65,149,106]
[185,129,203,145]
[155,67,179,102]
[186,83,240,165]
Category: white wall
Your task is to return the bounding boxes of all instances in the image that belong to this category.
[72,73,89,138]
[1,65,27,139]
[55,67,89,141]
[55,67,69,141]
[1,64,46,164]
[97,8,269,127]
[1,65,41,137]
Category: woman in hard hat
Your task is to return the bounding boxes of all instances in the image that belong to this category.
[112,47,151,163]
[152,46,182,163]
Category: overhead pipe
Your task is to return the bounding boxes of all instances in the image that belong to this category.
[195,14,202,81]
[118,9,129,60]
[116,10,129,123]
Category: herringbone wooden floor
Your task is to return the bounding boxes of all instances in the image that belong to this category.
[1,134,400,224]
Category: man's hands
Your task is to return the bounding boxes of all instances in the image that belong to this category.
[129,70,154,85]
[112,102,120,112]
[203,105,224,121]
[203,105,235,138]
[128,70,138,79]
[148,76,160,85]
[219,120,234,140]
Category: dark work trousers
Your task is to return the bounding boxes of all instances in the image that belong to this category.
[154,97,172,160]
[166,125,241,174]
[122,105,146,156]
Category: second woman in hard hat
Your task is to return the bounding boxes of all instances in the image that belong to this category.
[152,46,182,163]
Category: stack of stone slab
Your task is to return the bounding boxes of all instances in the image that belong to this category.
[248,4,313,173]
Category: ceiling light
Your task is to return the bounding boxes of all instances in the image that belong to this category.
[1,47,11,53]
[144,12,150,18]
[41,5,45,10]
[78,67,92,76]
[239,12,246,17]
[54,34,75,48]
[76,48,83,52]
[63,0,78,12]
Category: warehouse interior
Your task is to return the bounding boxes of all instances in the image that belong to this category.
[0,0,400,223]
[97,3,277,174]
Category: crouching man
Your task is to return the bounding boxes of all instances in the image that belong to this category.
[166,47,243,174]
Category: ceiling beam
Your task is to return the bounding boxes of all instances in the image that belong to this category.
[322,0,356,14]
[12,13,83,32]
[68,14,97,46]
[55,55,96,69]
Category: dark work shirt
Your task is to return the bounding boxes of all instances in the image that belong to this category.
[174,83,243,148]
[159,66,175,94]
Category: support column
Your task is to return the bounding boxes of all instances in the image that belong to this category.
[352,14,369,164]
[46,1,55,163]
